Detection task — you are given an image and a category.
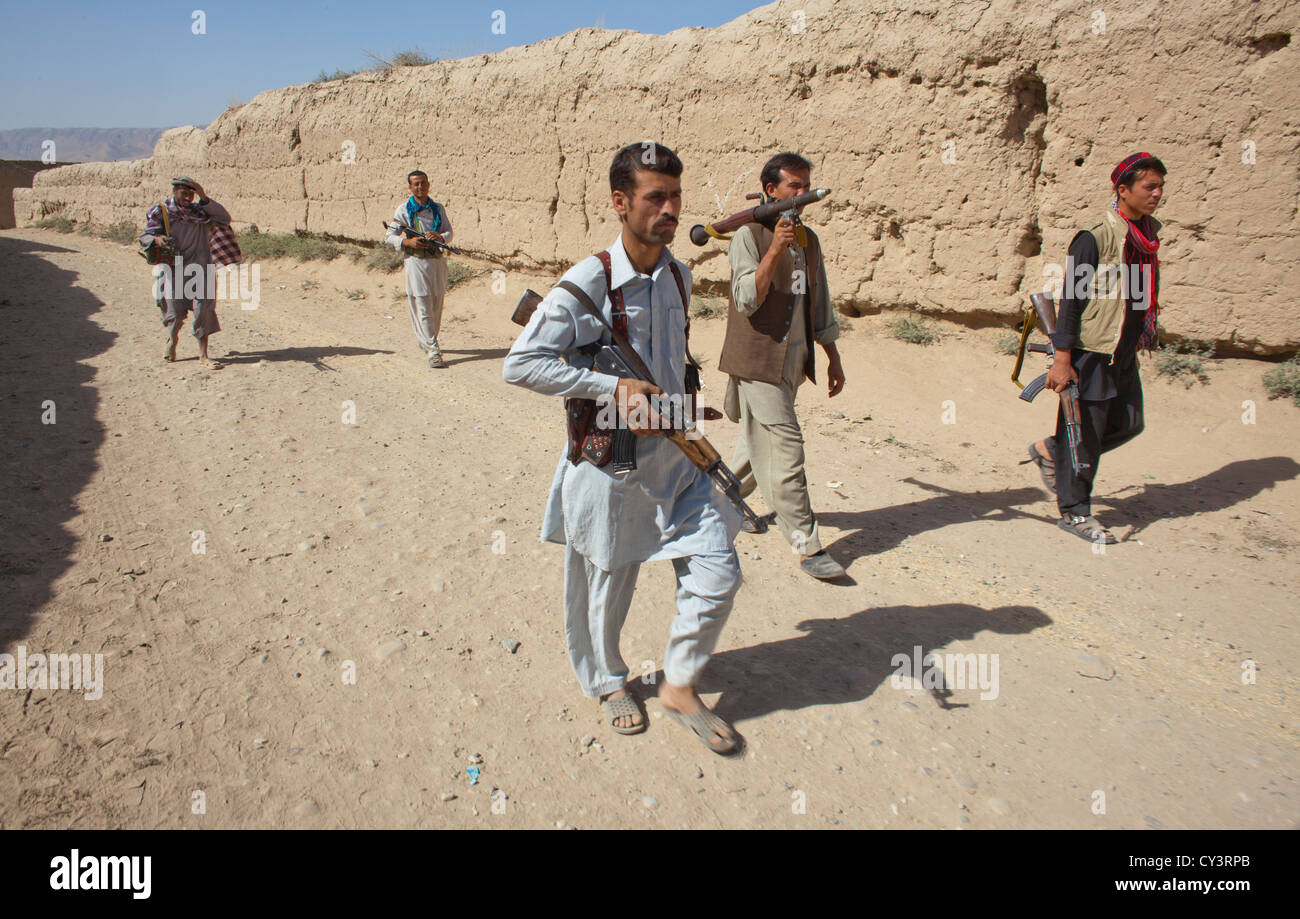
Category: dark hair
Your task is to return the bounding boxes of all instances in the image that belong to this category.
[761,152,813,193]
[609,143,683,196]
[1115,156,1166,190]
[407,170,428,183]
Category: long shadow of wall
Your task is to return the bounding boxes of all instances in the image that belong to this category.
[0,235,114,649]
[702,603,1053,725]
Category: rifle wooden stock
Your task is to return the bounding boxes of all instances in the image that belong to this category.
[512,289,544,326]
[1012,292,1090,478]
[1030,291,1059,337]
[508,286,766,531]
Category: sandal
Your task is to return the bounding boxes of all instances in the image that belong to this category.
[600,691,646,735]
[664,705,741,756]
[1058,514,1116,544]
[1021,442,1055,492]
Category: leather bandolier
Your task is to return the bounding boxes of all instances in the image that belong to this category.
[565,250,700,473]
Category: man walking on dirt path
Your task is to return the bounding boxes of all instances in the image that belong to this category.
[503,142,744,755]
[385,170,454,369]
[140,176,235,369]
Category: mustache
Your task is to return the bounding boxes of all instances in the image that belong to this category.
[655,218,678,227]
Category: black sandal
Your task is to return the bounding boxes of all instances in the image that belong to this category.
[1058,514,1116,544]
[1022,442,1056,492]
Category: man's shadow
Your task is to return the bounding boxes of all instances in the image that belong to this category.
[1092,457,1300,537]
[817,456,1300,561]
[221,346,393,372]
[698,603,1052,724]
[817,484,1052,565]
[441,347,510,367]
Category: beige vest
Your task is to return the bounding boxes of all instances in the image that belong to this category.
[1077,207,1160,357]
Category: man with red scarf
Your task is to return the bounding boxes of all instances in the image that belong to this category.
[1026,152,1166,544]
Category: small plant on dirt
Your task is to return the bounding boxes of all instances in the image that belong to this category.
[690,296,725,319]
[1263,354,1300,407]
[1154,341,1212,388]
[447,261,472,289]
[889,315,940,345]
[35,215,76,233]
[364,49,434,72]
[313,68,360,83]
[344,289,366,300]
[365,245,404,272]
[96,221,139,245]
[996,332,1021,355]
[238,230,344,263]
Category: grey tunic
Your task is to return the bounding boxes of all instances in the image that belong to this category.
[503,237,741,571]
[140,198,231,337]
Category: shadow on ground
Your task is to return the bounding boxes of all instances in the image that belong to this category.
[1094,457,1300,537]
[441,347,511,367]
[220,345,394,372]
[0,234,114,649]
[818,483,1052,564]
[701,603,1053,725]
[816,457,1300,561]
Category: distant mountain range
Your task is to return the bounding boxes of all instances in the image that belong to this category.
[0,128,167,163]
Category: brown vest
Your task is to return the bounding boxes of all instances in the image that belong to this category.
[718,222,821,386]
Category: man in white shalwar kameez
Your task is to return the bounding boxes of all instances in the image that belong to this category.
[503,143,743,754]
[385,170,453,368]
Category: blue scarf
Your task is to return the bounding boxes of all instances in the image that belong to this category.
[405,196,441,234]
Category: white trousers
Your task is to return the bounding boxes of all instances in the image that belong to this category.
[407,294,444,353]
[562,544,742,698]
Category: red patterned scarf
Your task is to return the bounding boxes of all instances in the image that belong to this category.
[1114,202,1160,351]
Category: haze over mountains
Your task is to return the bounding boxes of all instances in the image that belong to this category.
[0,128,165,163]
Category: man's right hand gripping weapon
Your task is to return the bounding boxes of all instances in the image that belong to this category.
[513,288,769,534]
[1011,291,1091,479]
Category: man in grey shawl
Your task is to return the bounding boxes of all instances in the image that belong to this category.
[140,176,233,368]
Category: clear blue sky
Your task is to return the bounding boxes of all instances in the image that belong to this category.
[0,0,765,129]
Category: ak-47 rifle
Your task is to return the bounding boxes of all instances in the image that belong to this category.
[1012,291,1090,479]
[382,220,461,257]
[689,188,831,247]
[510,287,768,534]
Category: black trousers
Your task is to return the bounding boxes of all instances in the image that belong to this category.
[1048,359,1144,517]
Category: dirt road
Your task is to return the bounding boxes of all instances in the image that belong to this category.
[1,228,1296,828]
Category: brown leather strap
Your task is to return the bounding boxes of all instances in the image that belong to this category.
[668,262,702,390]
[668,261,689,338]
[595,250,627,338]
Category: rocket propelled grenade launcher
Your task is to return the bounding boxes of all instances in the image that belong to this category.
[690,188,832,246]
